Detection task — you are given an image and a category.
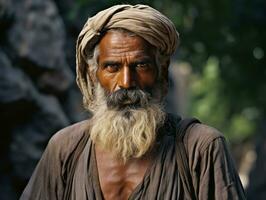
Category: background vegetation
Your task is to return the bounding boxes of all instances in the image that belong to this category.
[0,0,265,199]
[62,0,266,142]
[61,0,266,198]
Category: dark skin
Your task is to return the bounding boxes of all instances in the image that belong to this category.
[95,146,156,200]
[97,31,158,93]
[95,31,169,200]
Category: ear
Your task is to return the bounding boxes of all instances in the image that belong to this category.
[161,58,170,96]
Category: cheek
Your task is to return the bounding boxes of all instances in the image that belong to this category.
[96,70,117,92]
[137,70,157,88]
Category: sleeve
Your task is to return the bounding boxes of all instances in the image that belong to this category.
[198,137,246,200]
[19,137,65,200]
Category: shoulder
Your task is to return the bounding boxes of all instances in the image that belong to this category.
[46,119,91,159]
[184,123,246,199]
[183,122,231,174]
[184,122,225,155]
[50,119,90,144]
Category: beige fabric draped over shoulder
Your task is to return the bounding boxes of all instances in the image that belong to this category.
[76,4,179,110]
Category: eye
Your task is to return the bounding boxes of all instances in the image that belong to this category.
[136,63,151,71]
[105,64,120,73]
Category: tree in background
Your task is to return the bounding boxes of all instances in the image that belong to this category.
[56,0,266,198]
[62,0,265,141]
[0,0,265,199]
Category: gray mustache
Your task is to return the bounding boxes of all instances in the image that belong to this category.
[106,89,151,109]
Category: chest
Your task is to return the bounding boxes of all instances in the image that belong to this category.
[95,150,152,200]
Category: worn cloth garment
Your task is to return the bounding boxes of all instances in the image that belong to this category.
[20,116,246,200]
[76,4,179,110]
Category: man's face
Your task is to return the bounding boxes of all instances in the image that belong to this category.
[96,31,158,95]
[91,31,166,161]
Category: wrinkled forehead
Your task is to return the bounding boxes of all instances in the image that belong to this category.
[98,29,157,61]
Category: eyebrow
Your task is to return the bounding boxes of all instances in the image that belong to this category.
[101,61,121,67]
[133,58,152,64]
[129,58,152,66]
[100,57,153,67]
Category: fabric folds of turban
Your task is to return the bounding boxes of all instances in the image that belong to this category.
[76,4,179,110]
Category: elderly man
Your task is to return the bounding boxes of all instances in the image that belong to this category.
[20,4,245,200]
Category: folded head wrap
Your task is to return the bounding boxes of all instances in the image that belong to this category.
[76,4,179,110]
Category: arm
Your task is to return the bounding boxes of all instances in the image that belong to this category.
[20,136,65,200]
[197,136,246,200]
[19,120,90,200]
[184,123,246,200]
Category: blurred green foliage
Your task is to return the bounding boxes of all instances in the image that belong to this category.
[188,56,258,141]
[72,0,265,141]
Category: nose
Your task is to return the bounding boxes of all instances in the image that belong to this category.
[118,66,136,89]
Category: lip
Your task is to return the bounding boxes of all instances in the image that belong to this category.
[121,100,134,105]
[118,101,142,110]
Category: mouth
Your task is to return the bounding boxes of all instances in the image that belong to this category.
[118,100,142,110]
[121,99,133,105]
[106,88,149,110]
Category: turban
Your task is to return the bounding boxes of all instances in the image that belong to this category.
[76,4,179,110]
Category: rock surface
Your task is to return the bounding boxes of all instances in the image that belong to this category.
[9,0,67,71]
[0,0,86,199]
[0,50,38,124]
[10,94,69,181]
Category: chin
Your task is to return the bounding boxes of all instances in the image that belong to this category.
[90,101,166,162]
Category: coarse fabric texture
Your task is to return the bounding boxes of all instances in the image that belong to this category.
[76,4,179,110]
[20,116,246,200]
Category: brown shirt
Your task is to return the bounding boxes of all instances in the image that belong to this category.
[20,119,246,200]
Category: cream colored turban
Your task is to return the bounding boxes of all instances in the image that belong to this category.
[76,4,179,110]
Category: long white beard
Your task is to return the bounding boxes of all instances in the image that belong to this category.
[89,84,166,162]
